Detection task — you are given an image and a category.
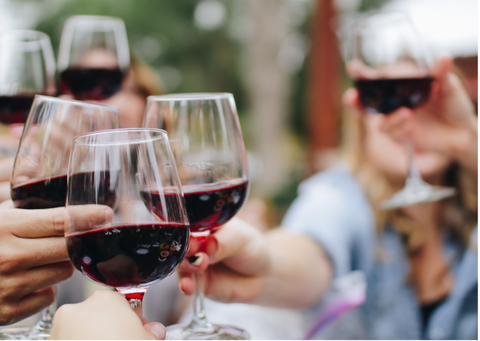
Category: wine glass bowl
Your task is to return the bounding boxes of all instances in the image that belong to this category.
[0,30,55,135]
[58,15,130,100]
[65,128,190,313]
[348,11,455,209]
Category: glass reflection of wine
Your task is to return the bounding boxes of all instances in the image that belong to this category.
[58,16,130,100]
[355,77,433,114]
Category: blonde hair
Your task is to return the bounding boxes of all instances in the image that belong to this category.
[341,108,477,254]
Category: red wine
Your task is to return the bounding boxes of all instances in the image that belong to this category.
[60,67,123,100]
[11,174,67,209]
[354,77,433,114]
[0,95,35,125]
[141,180,248,233]
[11,171,117,209]
[66,223,189,287]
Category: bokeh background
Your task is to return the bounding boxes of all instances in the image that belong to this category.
[0,0,477,225]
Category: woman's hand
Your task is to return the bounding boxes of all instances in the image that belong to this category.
[177,218,331,308]
[0,205,111,325]
[345,57,478,175]
[50,290,166,340]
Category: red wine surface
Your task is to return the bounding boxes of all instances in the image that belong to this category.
[0,95,35,125]
[141,179,248,233]
[60,67,123,100]
[66,223,189,287]
[11,171,117,209]
[355,77,433,114]
[11,174,67,209]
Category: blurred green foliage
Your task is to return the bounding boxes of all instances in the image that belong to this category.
[33,0,248,113]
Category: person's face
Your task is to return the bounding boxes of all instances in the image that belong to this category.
[363,114,452,186]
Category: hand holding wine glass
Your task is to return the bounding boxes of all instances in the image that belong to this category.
[50,289,166,340]
[4,96,118,340]
[144,93,250,340]
[347,11,456,209]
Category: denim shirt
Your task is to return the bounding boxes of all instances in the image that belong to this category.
[282,165,478,339]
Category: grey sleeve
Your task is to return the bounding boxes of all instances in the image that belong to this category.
[282,182,375,278]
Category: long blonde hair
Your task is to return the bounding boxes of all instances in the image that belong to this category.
[341,108,477,254]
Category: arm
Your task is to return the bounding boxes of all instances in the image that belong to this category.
[178,218,332,309]
[50,290,165,340]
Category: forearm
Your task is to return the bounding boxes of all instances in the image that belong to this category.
[254,229,332,308]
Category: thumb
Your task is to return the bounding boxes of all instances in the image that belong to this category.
[431,56,454,93]
[143,322,166,340]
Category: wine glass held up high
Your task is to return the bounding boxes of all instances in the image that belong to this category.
[347,11,455,209]
[58,15,130,101]
[4,96,118,340]
[65,128,190,322]
[144,93,250,340]
[0,30,55,142]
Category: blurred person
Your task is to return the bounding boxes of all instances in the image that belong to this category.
[50,290,165,340]
[176,56,477,339]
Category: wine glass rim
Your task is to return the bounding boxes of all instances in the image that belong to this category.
[65,15,125,24]
[73,128,169,146]
[148,93,233,102]
[353,10,411,27]
[33,95,119,112]
[0,29,50,43]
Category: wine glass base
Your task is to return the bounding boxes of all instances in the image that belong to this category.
[166,323,250,340]
[0,326,31,340]
[381,184,456,210]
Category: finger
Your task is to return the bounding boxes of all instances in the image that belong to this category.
[0,287,54,325]
[4,261,74,300]
[8,207,67,239]
[0,199,14,209]
[205,263,263,304]
[143,322,166,340]
[342,88,364,114]
[178,276,195,296]
[380,108,412,133]
[5,236,71,271]
[207,218,269,275]
[178,252,209,273]
[0,156,14,181]
[185,236,202,257]
[66,205,114,232]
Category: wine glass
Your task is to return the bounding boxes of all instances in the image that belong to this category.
[144,93,250,340]
[65,128,190,321]
[348,11,455,209]
[58,15,130,100]
[5,96,118,340]
[0,30,55,143]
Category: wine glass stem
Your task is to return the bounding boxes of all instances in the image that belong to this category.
[28,286,57,338]
[189,270,214,332]
[405,140,425,186]
[117,287,148,321]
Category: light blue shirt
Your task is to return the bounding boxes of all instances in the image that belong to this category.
[282,165,477,339]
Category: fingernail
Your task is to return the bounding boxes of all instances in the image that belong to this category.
[188,253,203,266]
[149,323,166,340]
